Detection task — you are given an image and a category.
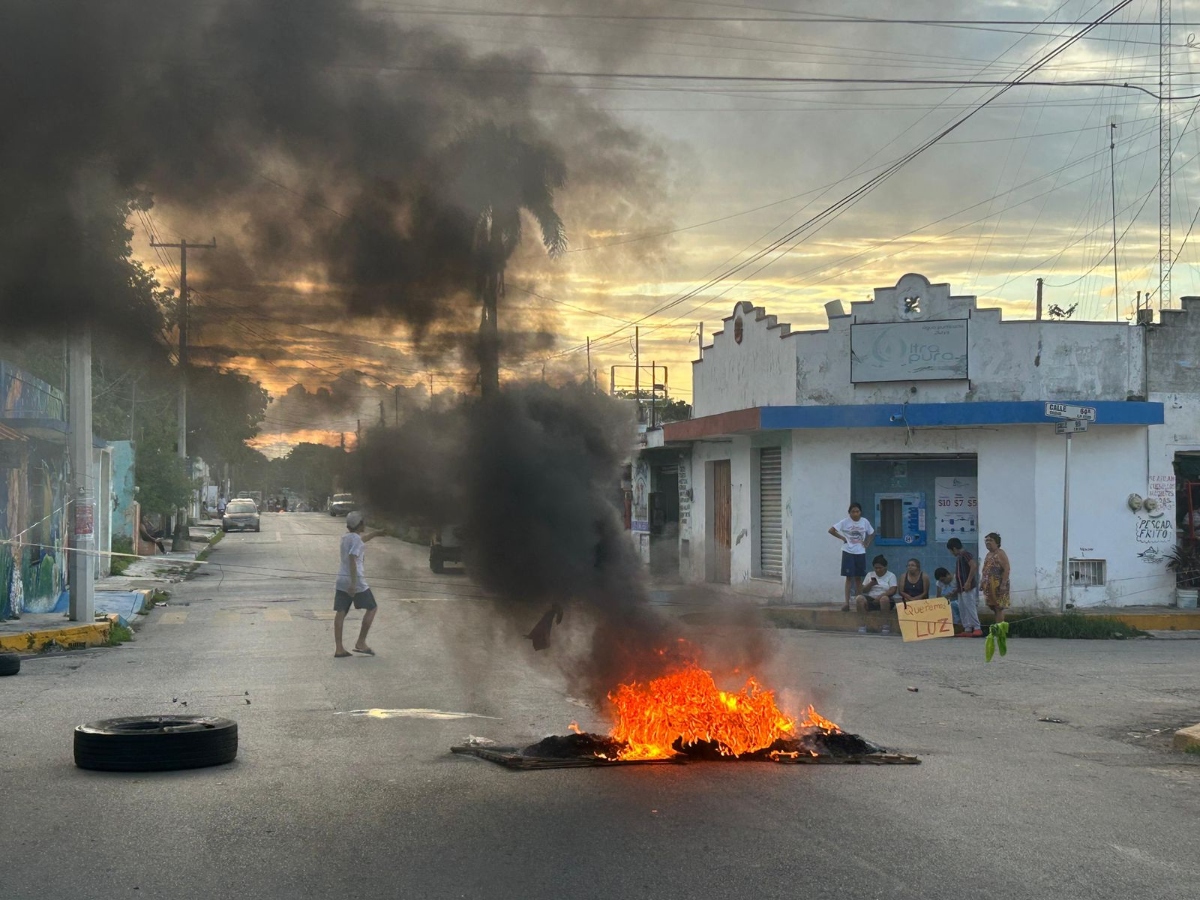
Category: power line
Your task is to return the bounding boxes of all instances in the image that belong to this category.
[555,2,1138,358]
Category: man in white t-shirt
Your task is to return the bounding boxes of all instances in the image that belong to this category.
[334,511,384,658]
[828,501,875,611]
[854,554,898,635]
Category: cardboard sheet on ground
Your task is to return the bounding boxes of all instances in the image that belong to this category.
[896,597,954,642]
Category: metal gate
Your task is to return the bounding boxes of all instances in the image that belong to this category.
[758,447,783,579]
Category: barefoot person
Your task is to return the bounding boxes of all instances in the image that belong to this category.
[829,501,874,611]
[334,511,383,658]
[981,532,1011,624]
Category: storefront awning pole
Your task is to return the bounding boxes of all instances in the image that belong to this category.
[1061,431,1072,612]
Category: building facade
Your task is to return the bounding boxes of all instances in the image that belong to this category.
[1,361,71,616]
[654,273,1200,609]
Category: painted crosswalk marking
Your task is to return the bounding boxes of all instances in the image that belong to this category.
[264,608,292,622]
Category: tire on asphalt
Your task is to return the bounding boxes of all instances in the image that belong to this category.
[430,552,444,574]
[73,715,238,772]
[0,652,20,676]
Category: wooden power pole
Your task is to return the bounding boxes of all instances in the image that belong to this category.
[150,237,216,549]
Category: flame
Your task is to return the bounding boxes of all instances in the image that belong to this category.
[606,664,836,760]
[568,721,583,734]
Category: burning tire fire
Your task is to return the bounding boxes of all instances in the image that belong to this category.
[451,663,920,769]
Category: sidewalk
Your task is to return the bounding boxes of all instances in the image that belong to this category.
[648,581,1200,635]
[0,548,202,654]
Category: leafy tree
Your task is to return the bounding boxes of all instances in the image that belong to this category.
[614,390,692,425]
[187,365,270,467]
[281,442,348,506]
[447,124,567,397]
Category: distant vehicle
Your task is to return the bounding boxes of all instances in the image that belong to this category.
[223,499,261,533]
[236,491,263,511]
[329,493,358,517]
[429,525,464,574]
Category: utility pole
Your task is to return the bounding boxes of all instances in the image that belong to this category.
[586,337,592,391]
[1061,430,1073,612]
[1109,119,1120,320]
[634,326,641,424]
[1158,0,1172,313]
[68,329,94,622]
[151,236,216,550]
[698,321,704,359]
[650,359,657,429]
[1036,278,1044,321]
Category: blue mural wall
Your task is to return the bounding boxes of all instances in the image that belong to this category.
[110,440,136,540]
[1,362,70,618]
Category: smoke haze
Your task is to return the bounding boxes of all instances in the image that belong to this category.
[0,0,670,359]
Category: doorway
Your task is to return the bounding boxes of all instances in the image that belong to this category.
[713,459,731,583]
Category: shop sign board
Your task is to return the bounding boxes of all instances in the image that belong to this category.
[850,319,968,383]
[934,477,977,542]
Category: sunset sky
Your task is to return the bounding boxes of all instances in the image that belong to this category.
[128,0,1200,456]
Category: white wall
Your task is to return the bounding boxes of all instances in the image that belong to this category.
[694,304,798,418]
[692,424,1173,609]
[694,274,1144,418]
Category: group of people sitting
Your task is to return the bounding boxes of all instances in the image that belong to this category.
[830,502,1011,637]
[849,541,1010,636]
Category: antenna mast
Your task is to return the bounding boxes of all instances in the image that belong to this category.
[1158,0,1172,312]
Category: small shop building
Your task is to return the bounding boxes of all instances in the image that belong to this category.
[646,273,1200,608]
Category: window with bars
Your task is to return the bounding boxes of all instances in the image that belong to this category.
[1069,559,1106,586]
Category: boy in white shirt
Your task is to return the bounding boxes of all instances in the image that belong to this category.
[828,501,875,611]
[854,554,898,635]
[334,511,384,658]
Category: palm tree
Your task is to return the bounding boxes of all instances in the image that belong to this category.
[447,124,567,397]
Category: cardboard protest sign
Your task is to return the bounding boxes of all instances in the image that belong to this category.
[895,597,954,642]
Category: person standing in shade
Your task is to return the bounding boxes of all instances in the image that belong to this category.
[981,532,1011,624]
[334,511,383,658]
[829,502,874,611]
[945,537,982,637]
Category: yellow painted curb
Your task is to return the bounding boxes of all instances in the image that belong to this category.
[1173,723,1200,753]
[762,607,1200,633]
[0,617,114,653]
[1105,612,1200,631]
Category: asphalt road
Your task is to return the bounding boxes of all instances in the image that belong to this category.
[2,512,1198,900]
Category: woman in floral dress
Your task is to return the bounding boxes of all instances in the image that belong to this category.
[981,532,1011,623]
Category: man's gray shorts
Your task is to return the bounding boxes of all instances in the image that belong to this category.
[334,589,377,613]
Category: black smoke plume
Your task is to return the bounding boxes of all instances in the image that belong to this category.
[0,0,667,357]
[359,384,699,704]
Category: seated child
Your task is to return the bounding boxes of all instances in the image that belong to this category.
[933,566,959,625]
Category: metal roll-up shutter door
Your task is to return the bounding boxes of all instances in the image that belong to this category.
[759,447,783,579]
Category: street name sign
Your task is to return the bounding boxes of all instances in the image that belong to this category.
[1055,420,1089,435]
[1045,402,1096,422]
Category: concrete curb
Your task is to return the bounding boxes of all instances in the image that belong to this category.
[1173,724,1200,753]
[0,614,118,654]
